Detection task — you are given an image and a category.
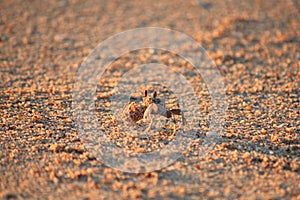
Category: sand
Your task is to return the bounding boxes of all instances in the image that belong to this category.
[0,0,299,199]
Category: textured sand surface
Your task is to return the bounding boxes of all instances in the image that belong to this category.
[0,0,299,199]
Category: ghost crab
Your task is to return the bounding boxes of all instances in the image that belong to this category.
[122,90,186,133]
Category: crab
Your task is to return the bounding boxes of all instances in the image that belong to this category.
[121,90,185,132]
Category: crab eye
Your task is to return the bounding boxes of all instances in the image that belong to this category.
[153,91,157,98]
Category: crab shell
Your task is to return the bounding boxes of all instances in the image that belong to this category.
[122,102,147,123]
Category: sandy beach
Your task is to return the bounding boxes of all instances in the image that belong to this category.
[0,0,299,199]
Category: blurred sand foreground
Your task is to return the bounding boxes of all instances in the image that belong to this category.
[0,0,299,199]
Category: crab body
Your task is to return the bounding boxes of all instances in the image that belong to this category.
[121,90,185,131]
[122,102,146,123]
